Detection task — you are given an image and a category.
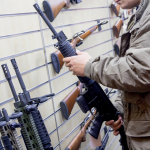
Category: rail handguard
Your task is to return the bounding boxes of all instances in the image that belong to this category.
[2,63,54,150]
[34,3,128,150]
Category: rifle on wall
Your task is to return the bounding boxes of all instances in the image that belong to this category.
[114,37,121,56]
[34,4,129,150]
[0,118,13,150]
[2,63,54,150]
[60,82,84,120]
[43,0,82,22]
[111,1,120,16]
[51,21,108,73]
[66,111,96,150]
[113,14,128,38]
[0,108,23,150]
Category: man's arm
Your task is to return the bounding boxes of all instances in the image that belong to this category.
[64,46,150,93]
[84,47,150,93]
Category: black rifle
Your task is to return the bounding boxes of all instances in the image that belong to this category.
[0,108,23,150]
[34,4,128,150]
[2,63,54,150]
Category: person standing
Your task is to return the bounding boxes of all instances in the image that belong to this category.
[63,0,150,149]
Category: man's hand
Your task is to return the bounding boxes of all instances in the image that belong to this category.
[63,50,92,76]
[105,115,123,136]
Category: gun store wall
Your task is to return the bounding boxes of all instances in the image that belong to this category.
[0,0,133,150]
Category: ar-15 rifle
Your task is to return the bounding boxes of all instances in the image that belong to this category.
[2,63,54,150]
[113,13,128,38]
[60,82,84,120]
[114,37,121,56]
[43,0,82,22]
[34,4,128,150]
[0,108,23,150]
[51,21,108,73]
[66,111,96,150]
[111,1,120,16]
[0,119,12,150]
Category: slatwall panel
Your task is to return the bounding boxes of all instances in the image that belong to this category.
[0,0,132,149]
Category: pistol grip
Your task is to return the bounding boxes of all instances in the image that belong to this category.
[89,115,103,139]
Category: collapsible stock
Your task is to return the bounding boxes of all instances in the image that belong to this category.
[111,1,120,16]
[2,62,54,150]
[60,82,84,120]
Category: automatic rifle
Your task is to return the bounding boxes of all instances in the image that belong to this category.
[34,3,129,150]
[2,63,54,150]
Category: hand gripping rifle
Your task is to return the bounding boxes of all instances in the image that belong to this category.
[43,0,82,22]
[2,63,54,150]
[0,108,23,150]
[60,81,84,120]
[34,3,128,150]
[51,21,108,73]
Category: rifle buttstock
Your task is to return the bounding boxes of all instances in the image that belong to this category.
[60,82,83,120]
[43,0,70,22]
[111,2,120,16]
[51,50,64,73]
[113,19,123,38]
